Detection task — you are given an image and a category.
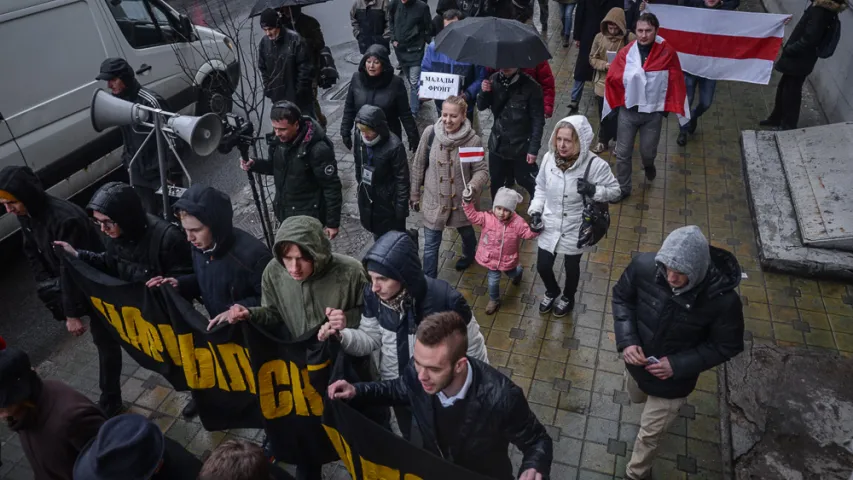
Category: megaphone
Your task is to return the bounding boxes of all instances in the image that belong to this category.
[166,114,223,157]
[90,89,150,132]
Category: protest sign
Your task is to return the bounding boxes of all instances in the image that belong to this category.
[418,72,462,100]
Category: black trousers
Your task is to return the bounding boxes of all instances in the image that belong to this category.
[89,317,123,406]
[768,73,807,129]
[489,152,537,199]
[536,248,582,299]
[595,95,618,145]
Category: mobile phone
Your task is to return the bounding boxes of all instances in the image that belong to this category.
[646,356,660,365]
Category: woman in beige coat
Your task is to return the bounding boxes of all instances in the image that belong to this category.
[589,7,635,153]
[411,95,488,278]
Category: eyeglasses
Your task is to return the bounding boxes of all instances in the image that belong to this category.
[91,218,117,229]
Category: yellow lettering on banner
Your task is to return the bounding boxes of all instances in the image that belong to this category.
[323,426,356,477]
[90,297,129,342]
[300,366,324,416]
[217,344,255,394]
[157,324,182,366]
[178,334,215,389]
[123,307,164,361]
[208,342,231,392]
[289,361,309,416]
[360,457,401,479]
[120,304,142,351]
[258,360,293,418]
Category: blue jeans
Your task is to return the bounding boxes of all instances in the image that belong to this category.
[558,3,576,39]
[423,225,477,278]
[680,73,717,132]
[487,266,523,300]
[401,65,421,115]
[571,79,584,103]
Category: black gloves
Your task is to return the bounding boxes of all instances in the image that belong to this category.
[529,213,544,233]
[577,179,596,197]
[342,135,353,150]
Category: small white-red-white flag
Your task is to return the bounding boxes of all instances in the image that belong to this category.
[647,5,788,85]
[458,146,485,163]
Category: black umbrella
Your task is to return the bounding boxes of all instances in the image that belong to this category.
[249,0,331,17]
[434,17,551,69]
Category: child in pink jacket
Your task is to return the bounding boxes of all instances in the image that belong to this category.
[463,187,539,314]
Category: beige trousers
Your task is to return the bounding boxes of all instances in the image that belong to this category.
[625,373,687,480]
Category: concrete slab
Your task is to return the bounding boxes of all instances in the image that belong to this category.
[741,129,853,281]
[726,343,853,480]
[775,123,853,251]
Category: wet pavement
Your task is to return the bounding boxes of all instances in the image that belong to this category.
[2,0,852,478]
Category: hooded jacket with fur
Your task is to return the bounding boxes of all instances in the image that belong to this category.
[612,226,745,399]
[775,0,846,76]
[589,8,635,97]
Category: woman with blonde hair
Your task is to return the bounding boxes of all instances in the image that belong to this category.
[528,115,620,317]
[411,95,489,278]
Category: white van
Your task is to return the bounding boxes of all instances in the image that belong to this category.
[0,0,239,240]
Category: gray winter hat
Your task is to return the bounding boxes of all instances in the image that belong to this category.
[493,187,523,213]
[655,225,710,294]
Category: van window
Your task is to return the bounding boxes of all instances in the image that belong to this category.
[105,0,183,49]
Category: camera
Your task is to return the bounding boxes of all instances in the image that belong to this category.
[218,113,256,158]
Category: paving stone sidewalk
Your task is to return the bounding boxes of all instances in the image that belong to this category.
[3,0,852,477]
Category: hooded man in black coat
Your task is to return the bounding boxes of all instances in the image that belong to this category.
[612,225,744,480]
[328,311,551,480]
[352,105,410,238]
[0,166,102,331]
[258,9,316,117]
[762,0,846,130]
[146,185,273,419]
[341,45,420,152]
[55,182,193,417]
[96,57,180,216]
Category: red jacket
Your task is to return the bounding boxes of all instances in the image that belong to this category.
[487,62,555,118]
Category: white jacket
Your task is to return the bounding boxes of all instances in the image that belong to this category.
[528,115,621,255]
[340,312,489,380]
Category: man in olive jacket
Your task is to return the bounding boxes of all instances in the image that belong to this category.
[612,226,744,480]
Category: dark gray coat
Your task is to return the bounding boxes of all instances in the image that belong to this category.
[258,29,315,112]
[389,0,432,66]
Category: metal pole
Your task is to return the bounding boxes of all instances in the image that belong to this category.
[154,113,170,220]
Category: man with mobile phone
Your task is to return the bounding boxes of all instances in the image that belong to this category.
[612,226,744,480]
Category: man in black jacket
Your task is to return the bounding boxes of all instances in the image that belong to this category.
[612,225,744,480]
[477,68,544,199]
[389,0,432,116]
[281,6,329,128]
[761,0,845,131]
[258,9,315,117]
[351,0,392,54]
[145,184,272,418]
[240,102,342,239]
[0,166,102,332]
[352,105,410,238]
[55,182,193,417]
[329,311,551,480]
[96,57,179,216]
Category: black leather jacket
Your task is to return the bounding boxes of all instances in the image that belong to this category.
[354,357,553,479]
[612,247,745,399]
[477,71,545,158]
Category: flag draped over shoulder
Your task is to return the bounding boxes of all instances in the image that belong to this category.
[604,36,690,126]
[648,4,787,85]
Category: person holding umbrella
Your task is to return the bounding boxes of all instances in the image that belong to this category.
[257,8,315,117]
[280,6,328,128]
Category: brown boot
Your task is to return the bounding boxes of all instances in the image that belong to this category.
[485,299,501,315]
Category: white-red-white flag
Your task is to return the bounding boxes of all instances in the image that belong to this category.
[458,146,485,163]
[647,4,788,85]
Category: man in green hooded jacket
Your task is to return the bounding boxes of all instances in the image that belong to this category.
[208,216,365,336]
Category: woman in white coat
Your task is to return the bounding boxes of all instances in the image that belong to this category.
[528,115,621,317]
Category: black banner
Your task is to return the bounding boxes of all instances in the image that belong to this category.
[62,254,337,464]
[322,400,492,480]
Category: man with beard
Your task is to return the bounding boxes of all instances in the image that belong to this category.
[328,311,552,480]
[55,182,193,417]
[96,57,179,215]
[0,343,105,480]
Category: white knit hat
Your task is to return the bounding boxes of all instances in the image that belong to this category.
[493,187,523,212]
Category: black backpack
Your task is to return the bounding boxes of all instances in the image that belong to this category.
[816,15,841,59]
[576,157,611,249]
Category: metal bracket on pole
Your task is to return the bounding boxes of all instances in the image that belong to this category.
[154,114,170,220]
[126,129,155,187]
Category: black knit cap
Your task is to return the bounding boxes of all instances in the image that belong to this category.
[259,8,280,28]
[366,260,402,282]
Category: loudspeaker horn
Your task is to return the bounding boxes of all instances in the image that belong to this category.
[90,89,150,132]
[166,113,223,157]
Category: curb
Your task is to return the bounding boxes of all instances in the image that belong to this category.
[718,361,735,480]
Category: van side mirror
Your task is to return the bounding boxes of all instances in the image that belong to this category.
[180,15,193,40]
